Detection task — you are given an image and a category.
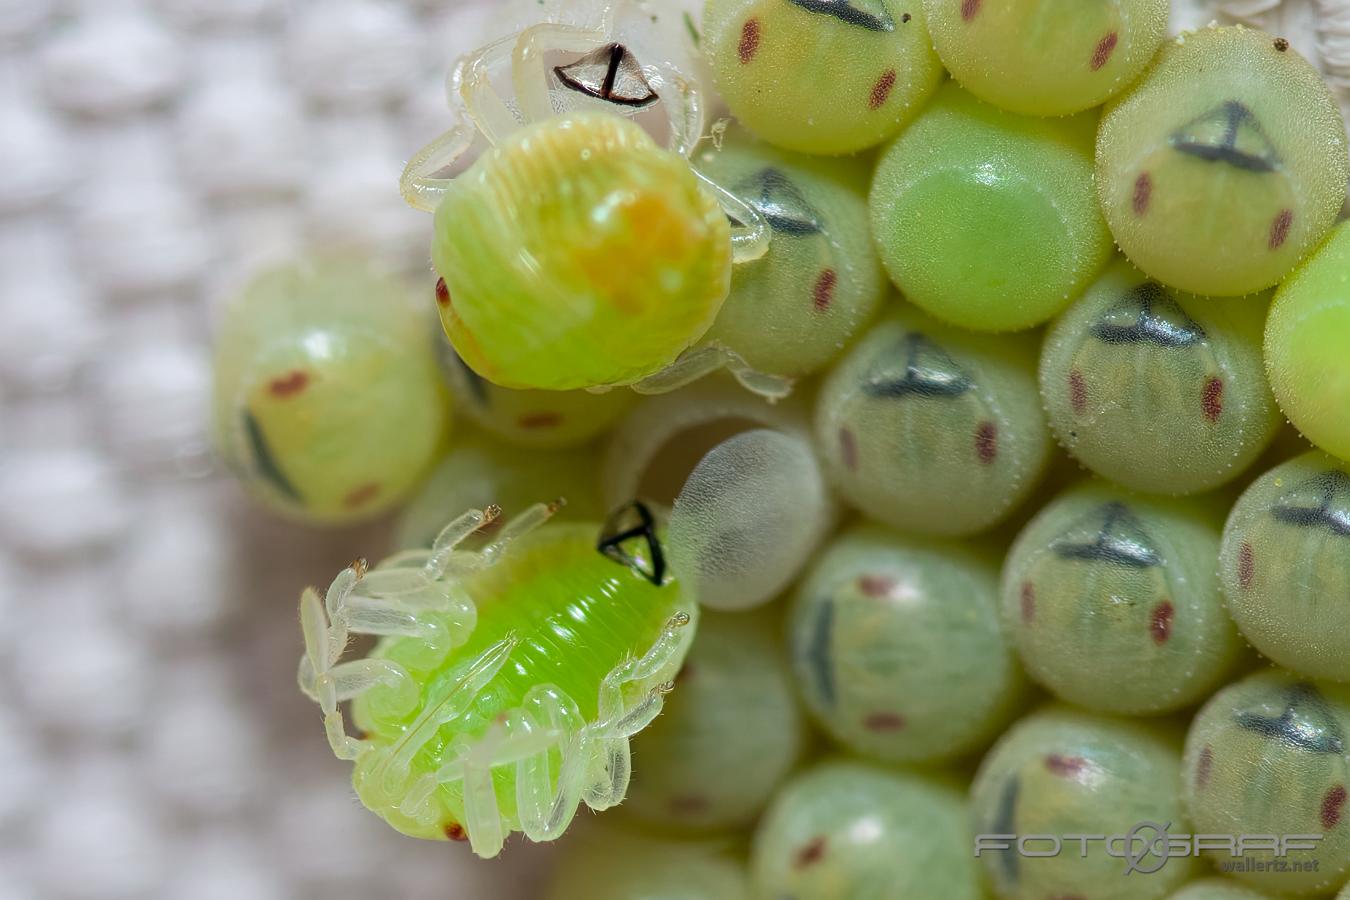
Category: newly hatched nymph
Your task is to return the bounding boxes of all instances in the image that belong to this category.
[402,12,768,391]
[298,501,697,857]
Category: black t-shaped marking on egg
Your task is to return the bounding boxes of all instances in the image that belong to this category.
[786,0,896,32]
[1170,100,1282,173]
[597,500,667,586]
[1271,471,1350,536]
[861,333,975,399]
[1091,282,1206,348]
[735,168,825,236]
[242,411,304,502]
[554,44,659,108]
[1051,502,1162,568]
[1234,681,1346,754]
[803,597,836,706]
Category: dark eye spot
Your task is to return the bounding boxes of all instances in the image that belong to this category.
[1149,601,1174,644]
[1068,369,1088,415]
[961,0,980,22]
[268,369,310,398]
[869,69,897,109]
[1274,37,1290,52]
[1269,209,1294,250]
[975,421,998,464]
[838,427,859,471]
[1020,581,1035,622]
[813,269,837,312]
[343,483,382,509]
[1045,754,1086,777]
[1091,32,1119,71]
[1133,172,1153,216]
[1322,785,1347,828]
[1195,745,1213,789]
[738,19,761,63]
[1202,377,1224,423]
[794,836,828,868]
[517,412,563,430]
[445,822,468,841]
[435,277,451,307]
[863,712,906,731]
[901,12,911,23]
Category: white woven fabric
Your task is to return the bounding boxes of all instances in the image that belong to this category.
[0,1,1342,897]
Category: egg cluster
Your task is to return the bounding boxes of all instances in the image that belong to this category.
[208,1,1350,896]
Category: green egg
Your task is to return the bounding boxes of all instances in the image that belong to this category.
[438,338,635,450]
[1002,482,1243,715]
[815,308,1052,536]
[1097,25,1350,297]
[624,609,807,833]
[1169,878,1278,899]
[393,430,603,550]
[702,0,944,155]
[211,260,450,525]
[1182,669,1350,895]
[971,706,1195,900]
[1041,258,1281,495]
[1219,451,1350,682]
[547,825,750,900]
[1266,220,1350,462]
[789,524,1026,763]
[751,759,984,900]
[923,0,1169,116]
[870,82,1112,332]
[691,130,886,381]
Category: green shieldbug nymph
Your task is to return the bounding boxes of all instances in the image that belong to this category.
[815,309,1052,537]
[1219,451,1350,683]
[923,0,1169,116]
[1041,259,1281,496]
[402,15,771,392]
[1097,25,1350,297]
[1182,670,1350,895]
[751,759,984,900]
[971,706,1195,900]
[211,260,450,525]
[1002,482,1243,716]
[297,501,697,858]
[701,0,944,156]
[788,524,1026,764]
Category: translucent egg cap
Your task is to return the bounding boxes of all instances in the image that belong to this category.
[923,0,1169,116]
[298,502,699,859]
[1265,220,1350,462]
[211,260,450,525]
[432,111,733,391]
[668,428,830,611]
[870,82,1112,332]
[1097,25,1350,297]
[602,378,832,610]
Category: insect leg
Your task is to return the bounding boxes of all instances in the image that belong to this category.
[399,121,476,213]
[511,22,610,124]
[695,169,772,264]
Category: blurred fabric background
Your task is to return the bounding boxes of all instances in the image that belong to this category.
[0,1,1343,898]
